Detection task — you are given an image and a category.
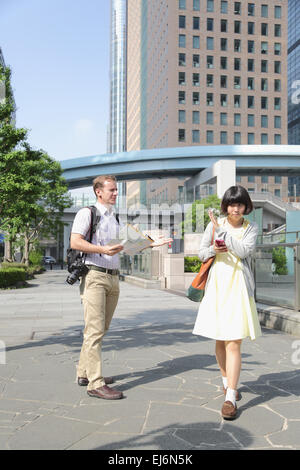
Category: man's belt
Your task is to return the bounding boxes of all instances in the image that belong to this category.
[87,265,120,276]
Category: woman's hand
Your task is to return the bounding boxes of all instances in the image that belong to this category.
[208,209,219,229]
[150,236,173,247]
[213,242,228,253]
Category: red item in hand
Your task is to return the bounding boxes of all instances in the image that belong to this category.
[215,239,226,247]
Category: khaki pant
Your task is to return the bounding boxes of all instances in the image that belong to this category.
[77,269,120,390]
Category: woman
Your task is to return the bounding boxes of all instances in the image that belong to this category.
[193,186,262,420]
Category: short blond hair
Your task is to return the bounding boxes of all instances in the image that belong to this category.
[93,175,117,195]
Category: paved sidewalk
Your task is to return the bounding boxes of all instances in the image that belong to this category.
[0,269,300,450]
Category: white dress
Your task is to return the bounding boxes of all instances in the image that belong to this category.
[193,219,262,341]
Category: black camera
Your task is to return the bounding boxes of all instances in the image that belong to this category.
[66,250,89,285]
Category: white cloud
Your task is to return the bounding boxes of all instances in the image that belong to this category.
[74,118,94,133]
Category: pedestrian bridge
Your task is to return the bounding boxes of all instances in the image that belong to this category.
[61,145,300,190]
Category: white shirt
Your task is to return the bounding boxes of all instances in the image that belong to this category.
[71,201,122,269]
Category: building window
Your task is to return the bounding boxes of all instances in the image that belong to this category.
[275,176,282,184]
[274,97,281,110]
[234,58,241,70]
[220,131,227,144]
[261,41,268,54]
[192,130,200,143]
[193,36,200,49]
[274,134,281,145]
[234,39,241,52]
[207,130,214,143]
[248,114,254,126]
[234,132,241,144]
[274,189,281,197]
[207,18,214,31]
[248,133,255,144]
[193,92,200,104]
[274,61,281,74]
[178,129,185,142]
[178,53,186,66]
[207,0,214,12]
[274,116,281,129]
[220,112,227,125]
[220,94,227,107]
[207,93,214,106]
[234,113,241,126]
[207,55,214,68]
[234,2,241,15]
[274,43,281,56]
[261,23,268,36]
[247,59,254,72]
[248,96,254,108]
[220,38,227,51]
[234,21,241,33]
[248,40,255,53]
[179,34,186,47]
[261,175,268,183]
[275,6,281,19]
[248,175,255,182]
[206,37,214,50]
[179,0,186,9]
[248,3,255,16]
[221,57,227,69]
[221,1,228,14]
[274,24,281,37]
[193,110,200,124]
[193,17,200,29]
[193,0,200,11]
[261,60,268,73]
[220,75,227,88]
[193,54,200,67]
[261,115,268,128]
[193,73,200,86]
[178,110,186,123]
[274,79,281,92]
[234,76,241,89]
[234,95,241,108]
[261,97,268,109]
[179,15,186,28]
[261,4,268,17]
[221,19,227,32]
[207,74,214,87]
[178,91,186,104]
[206,111,214,124]
[179,72,186,85]
[248,22,254,35]
[248,77,254,90]
[261,78,268,91]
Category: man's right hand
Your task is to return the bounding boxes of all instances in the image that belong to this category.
[100,244,124,256]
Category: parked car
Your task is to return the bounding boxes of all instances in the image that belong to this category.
[43,256,56,265]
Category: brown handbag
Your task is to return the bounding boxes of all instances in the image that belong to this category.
[186,227,215,302]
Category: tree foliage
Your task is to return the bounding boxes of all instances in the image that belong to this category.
[0,64,72,264]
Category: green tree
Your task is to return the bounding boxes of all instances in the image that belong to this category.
[0,64,72,264]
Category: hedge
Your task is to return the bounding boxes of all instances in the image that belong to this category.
[0,268,27,288]
[184,256,202,273]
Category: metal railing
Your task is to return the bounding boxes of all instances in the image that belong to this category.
[257,231,300,244]
[253,242,300,311]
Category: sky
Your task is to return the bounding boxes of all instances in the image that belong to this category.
[0,0,111,165]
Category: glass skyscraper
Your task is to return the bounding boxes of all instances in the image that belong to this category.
[288,0,300,145]
[109,0,127,154]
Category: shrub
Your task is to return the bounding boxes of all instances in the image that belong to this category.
[29,250,43,266]
[184,256,202,273]
[0,268,26,288]
[272,247,288,275]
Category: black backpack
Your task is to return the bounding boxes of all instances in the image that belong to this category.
[66,205,101,275]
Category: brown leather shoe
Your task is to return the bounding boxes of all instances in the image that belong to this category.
[87,385,123,400]
[222,400,237,420]
[223,387,241,401]
[78,376,114,386]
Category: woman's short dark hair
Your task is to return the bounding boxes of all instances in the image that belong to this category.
[221,185,254,215]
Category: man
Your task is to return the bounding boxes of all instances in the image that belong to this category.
[71,175,172,400]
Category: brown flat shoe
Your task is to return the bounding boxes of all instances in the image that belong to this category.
[222,400,237,420]
[78,376,114,386]
[223,387,241,401]
[87,385,123,400]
